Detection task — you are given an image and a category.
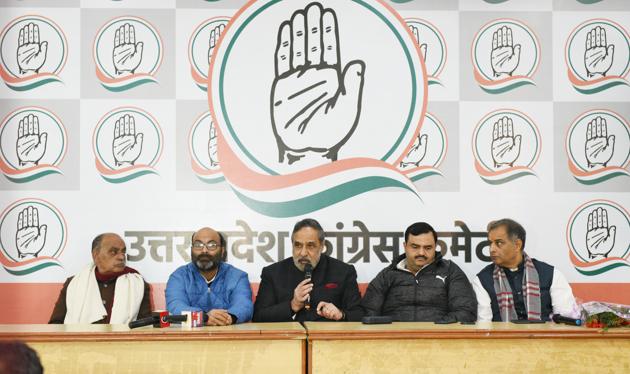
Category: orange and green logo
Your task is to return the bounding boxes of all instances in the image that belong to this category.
[0,198,67,276]
[565,19,630,94]
[471,18,540,93]
[189,111,224,183]
[0,15,68,91]
[565,109,630,184]
[189,17,230,91]
[405,18,446,86]
[0,107,67,183]
[92,107,163,183]
[208,0,428,217]
[397,112,447,182]
[567,200,630,276]
[472,109,541,184]
[93,16,163,91]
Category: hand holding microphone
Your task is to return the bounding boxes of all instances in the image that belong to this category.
[304,263,313,310]
[290,264,314,313]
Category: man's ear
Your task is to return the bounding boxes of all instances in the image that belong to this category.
[515,238,523,251]
[91,249,98,261]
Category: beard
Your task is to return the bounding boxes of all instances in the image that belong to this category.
[193,253,220,271]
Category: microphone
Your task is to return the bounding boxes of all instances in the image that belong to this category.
[128,311,170,329]
[552,314,582,326]
[129,312,210,329]
[166,315,189,323]
[169,312,209,327]
[304,263,313,311]
[128,316,159,329]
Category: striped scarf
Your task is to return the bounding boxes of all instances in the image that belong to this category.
[492,251,541,321]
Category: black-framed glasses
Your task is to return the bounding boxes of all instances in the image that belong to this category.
[191,241,220,250]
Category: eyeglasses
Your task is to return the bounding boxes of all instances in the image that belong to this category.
[191,241,221,250]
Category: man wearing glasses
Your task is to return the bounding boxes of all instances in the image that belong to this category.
[165,227,253,325]
[253,218,363,322]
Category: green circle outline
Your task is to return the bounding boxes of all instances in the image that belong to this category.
[567,111,630,172]
[567,21,630,81]
[191,18,231,78]
[0,201,65,262]
[95,109,161,169]
[406,20,445,77]
[474,111,540,171]
[473,20,539,81]
[217,0,420,175]
[568,202,630,262]
[0,109,66,169]
[0,17,66,77]
[94,18,162,79]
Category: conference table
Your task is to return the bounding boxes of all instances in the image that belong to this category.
[1,322,629,373]
[305,321,630,373]
[0,322,306,373]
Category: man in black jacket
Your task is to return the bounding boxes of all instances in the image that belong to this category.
[253,218,363,322]
[361,222,477,322]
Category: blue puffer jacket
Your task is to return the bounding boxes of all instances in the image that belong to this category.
[165,262,253,323]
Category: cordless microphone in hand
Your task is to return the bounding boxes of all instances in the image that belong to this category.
[304,263,313,311]
[552,314,582,326]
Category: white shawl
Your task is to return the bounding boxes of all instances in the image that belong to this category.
[64,263,145,324]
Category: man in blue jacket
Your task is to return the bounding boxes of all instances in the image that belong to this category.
[165,227,253,325]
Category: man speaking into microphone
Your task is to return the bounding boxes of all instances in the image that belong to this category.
[253,218,363,322]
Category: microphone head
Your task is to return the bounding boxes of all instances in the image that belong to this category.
[304,263,313,278]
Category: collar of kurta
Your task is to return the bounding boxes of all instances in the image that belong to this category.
[94,266,138,283]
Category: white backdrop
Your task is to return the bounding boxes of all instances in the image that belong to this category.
[0,1,628,318]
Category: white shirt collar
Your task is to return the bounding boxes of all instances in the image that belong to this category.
[397,258,430,276]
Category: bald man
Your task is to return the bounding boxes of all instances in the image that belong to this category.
[165,227,253,325]
[49,233,151,324]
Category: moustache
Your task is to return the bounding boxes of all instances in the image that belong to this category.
[415,255,427,260]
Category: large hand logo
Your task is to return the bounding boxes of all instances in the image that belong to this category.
[208,122,219,167]
[491,116,521,168]
[113,23,144,75]
[584,26,614,79]
[491,26,521,78]
[16,114,47,167]
[15,206,47,259]
[270,3,366,164]
[409,25,427,62]
[17,23,48,75]
[112,114,143,167]
[400,134,428,168]
[586,207,616,259]
[208,23,226,65]
[585,116,615,168]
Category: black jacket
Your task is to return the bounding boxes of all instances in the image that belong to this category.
[361,253,477,322]
[253,255,363,322]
